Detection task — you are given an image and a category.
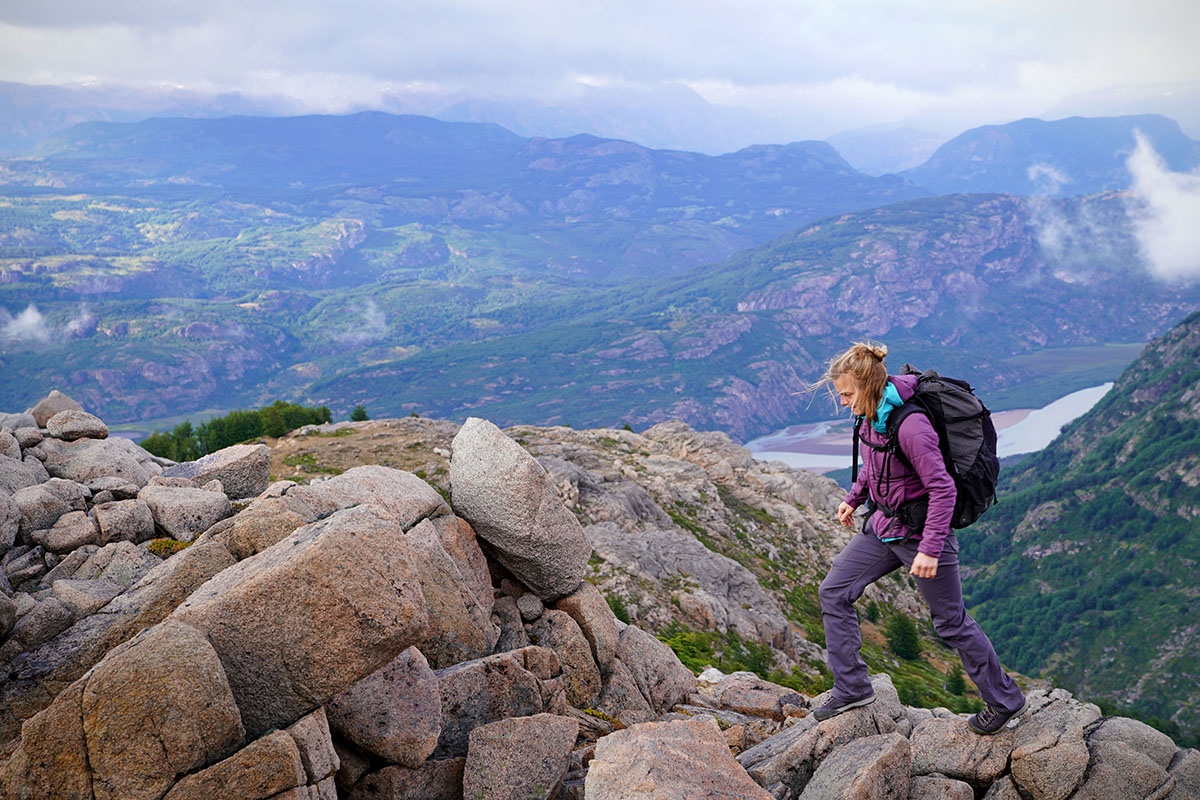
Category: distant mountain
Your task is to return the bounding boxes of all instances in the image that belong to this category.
[3,111,927,279]
[900,114,1200,196]
[825,125,946,175]
[962,309,1200,742]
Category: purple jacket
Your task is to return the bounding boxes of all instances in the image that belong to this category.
[843,374,956,558]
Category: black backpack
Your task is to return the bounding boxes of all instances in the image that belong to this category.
[852,364,999,530]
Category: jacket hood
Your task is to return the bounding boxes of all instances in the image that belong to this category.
[890,373,919,401]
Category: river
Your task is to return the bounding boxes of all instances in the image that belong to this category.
[746,383,1114,471]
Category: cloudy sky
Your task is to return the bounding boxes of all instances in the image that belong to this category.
[1,0,1197,141]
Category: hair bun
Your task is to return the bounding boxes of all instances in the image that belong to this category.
[854,341,887,361]
[870,344,888,360]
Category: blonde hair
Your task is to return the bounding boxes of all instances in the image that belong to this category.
[816,341,889,421]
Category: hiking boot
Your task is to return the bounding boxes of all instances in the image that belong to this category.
[967,699,1029,735]
[812,694,876,722]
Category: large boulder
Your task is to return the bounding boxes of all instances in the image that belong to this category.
[12,483,74,535]
[585,717,774,800]
[908,774,975,800]
[163,443,271,499]
[38,437,152,490]
[433,647,558,759]
[82,620,246,800]
[0,454,46,495]
[405,514,498,669]
[617,623,695,714]
[1071,740,1173,800]
[554,579,620,674]
[92,498,156,545]
[712,671,806,722]
[327,646,442,767]
[0,492,18,559]
[28,389,83,427]
[462,713,580,800]
[51,578,124,617]
[0,592,15,638]
[31,510,98,553]
[0,541,235,749]
[161,729,307,800]
[594,657,657,726]
[0,411,37,429]
[286,707,340,787]
[170,504,430,738]
[348,759,465,800]
[1087,716,1179,769]
[46,409,108,441]
[798,732,912,800]
[527,609,602,707]
[1009,700,1089,800]
[450,416,590,601]
[139,480,232,542]
[910,717,1016,787]
[73,540,162,586]
[0,680,93,800]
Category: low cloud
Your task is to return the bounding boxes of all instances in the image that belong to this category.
[0,303,53,343]
[1125,130,1200,283]
[64,303,97,337]
[336,299,388,346]
[1027,162,1071,196]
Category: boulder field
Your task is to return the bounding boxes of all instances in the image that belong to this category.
[0,395,1196,800]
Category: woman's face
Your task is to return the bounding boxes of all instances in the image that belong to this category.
[833,374,870,417]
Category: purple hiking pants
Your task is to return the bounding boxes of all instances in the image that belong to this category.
[818,529,1025,713]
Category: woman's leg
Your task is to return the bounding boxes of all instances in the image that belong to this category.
[903,536,1025,712]
[819,531,903,702]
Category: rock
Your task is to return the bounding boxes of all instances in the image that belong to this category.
[162,729,307,800]
[1071,740,1173,800]
[92,499,156,545]
[82,620,245,800]
[37,543,98,586]
[1087,716,1179,769]
[170,504,430,739]
[326,646,442,767]
[462,713,580,800]
[406,514,498,669]
[213,492,316,559]
[0,592,16,638]
[139,482,232,542]
[0,411,38,429]
[287,707,340,785]
[434,647,552,758]
[13,426,42,448]
[450,417,590,601]
[4,544,47,586]
[163,443,271,499]
[494,595,532,651]
[51,578,124,617]
[7,596,75,652]
[713,672,805,721]
[908,774,975,800]
[595,657,657,726]
[31,510,98,553]
[12,482,73,537]
[527,609,602,707]
[0,541,235,749]
[0,681,93,800]
[618,623,695,714]
[1168,748,1200,799]
[554,580,620,674]
[798,732,911,800]
[518,591,545,621]
[981,775,1024,800]
[1009,700,1089,800]
[0,454,46,495]
[86,476,142,499]
[0,430,19,460]
[28,389,83,427]
[332,737,371,796]
[348,759,465,800]
[37,436,153,490]
[74,540,162,586]
[585,717,774,800]
[46,409,109,441]
[0,492,17,559]
[910,717,1016,787]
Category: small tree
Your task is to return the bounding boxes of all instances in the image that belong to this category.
[350,404,369,422]
[864,600,881,623]
[946,664,966,695]
[885,613,922,660]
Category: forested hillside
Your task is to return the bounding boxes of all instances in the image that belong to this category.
[962,310,1200,743]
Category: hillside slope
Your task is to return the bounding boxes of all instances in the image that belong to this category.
[962,310,1200,742]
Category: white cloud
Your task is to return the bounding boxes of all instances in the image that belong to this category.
[0,303,53,343]
[1027,163,1072,196]
[1125,130,1200,283]
[336,299,388,346]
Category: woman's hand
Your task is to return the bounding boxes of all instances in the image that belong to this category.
[837,502,856,528]
[910,552,938,579]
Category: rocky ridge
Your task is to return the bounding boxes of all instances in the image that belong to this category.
[1,393,1197,799]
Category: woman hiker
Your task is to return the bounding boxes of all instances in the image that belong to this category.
[813,341,1027,735]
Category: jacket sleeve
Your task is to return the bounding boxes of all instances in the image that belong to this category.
[897,413,956,558]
